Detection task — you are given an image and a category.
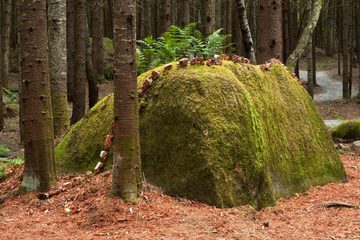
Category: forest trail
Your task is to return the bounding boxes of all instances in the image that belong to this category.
[300,70,359,102]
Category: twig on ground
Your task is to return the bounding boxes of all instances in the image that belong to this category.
[323,201,359,209]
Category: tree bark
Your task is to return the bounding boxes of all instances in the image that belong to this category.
[141,0,152,37]
[48,0,69,138]
[256,0,283,64]
[0,0,3,132]
[326,0,335,56]
[19,0,56,192]
[201,0,215,36]
[342,0,350,100]
[177,0,190,27]
[66,0,75,102]
[159,0,172,34]
[111,0,142,203]
[286,0,323,72]
[71,0,87,124]
[1,0,11,89]
[86,15,98,108]
[234,0,256,63]
[90,0,104,83]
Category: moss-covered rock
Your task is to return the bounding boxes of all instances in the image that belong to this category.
[331,119,360,140]
[56,61,346,209]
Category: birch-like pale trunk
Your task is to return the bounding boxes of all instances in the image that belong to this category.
[234,0,256,64]
[286,0,323,72]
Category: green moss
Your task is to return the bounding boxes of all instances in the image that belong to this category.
[332,119,360,140]
[55,95,113,172]
[56,61,346,209]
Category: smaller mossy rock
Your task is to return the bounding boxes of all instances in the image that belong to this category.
[56,61,346,209]
[332,119,360,140]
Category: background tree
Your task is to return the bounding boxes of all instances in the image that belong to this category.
[71,0,87,124]
[177,0,190,27]
[201,0,215,36]
[256,0,283,63]
[0,0,3,132]
[90,0,104,90]
[48,0,69,138]
[234,0,256,63]
[1,0,11,89]
[19,0,56,192]
[66,0,75,102]
[111,0,142,203]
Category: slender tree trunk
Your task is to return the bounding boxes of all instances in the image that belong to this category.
[326,0,335,56]
[0,0,3,131]
[232,1,243,55]
[48,0,69,138]
[90,0,104,83]
[66,0,75,102]
[10,0,18,50]
[355,0,360,100]
[234,0,256,63]
[286,0,323,72]
[256,0,283,64]
[71,0,87,124]
[307,34,314,98]
[103,0,113,38]
[159,0,172,34]
[141,0,152,37]
[86,16,98,108]
[342,0,350,100]
[111,0,142,203]
[177,0,190,27]
[1,0,11,89]
[201,0,215,36]
[19,0,56,192]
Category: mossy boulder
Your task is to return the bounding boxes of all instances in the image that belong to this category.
[331,119,360,140]
[56,61,346,209]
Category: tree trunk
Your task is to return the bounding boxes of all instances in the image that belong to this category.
[90,0,104,83]
[307,33,314,98]
[71,0,87,124]
[48,0,69,138]
[326,0,335,56]
[201,0,215,36]
[66,0,75,102]
[0,0,3,131]
[177,0,190,27]
[1,0,11,89]
[141,0,152,37]
[19,0,56,192]
[286,0,323,72]
[342,0,350,100]
[159,0,172,34]
[234,0,256,63]
[111,0,142,203]
[103,0,113,38]
[256,0,283,64]
[10,0,18,50]
[86,16,98,108]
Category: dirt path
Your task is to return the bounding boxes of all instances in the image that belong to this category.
[300,70,359,102]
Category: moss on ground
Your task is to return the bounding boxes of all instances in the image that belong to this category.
[331,119,360,140]
[55,61,346,209]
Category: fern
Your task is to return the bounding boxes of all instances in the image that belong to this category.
[136,23,229,74]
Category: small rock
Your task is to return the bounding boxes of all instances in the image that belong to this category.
[351,141,360,153]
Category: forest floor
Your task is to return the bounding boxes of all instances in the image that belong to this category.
[2,55,360,239]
